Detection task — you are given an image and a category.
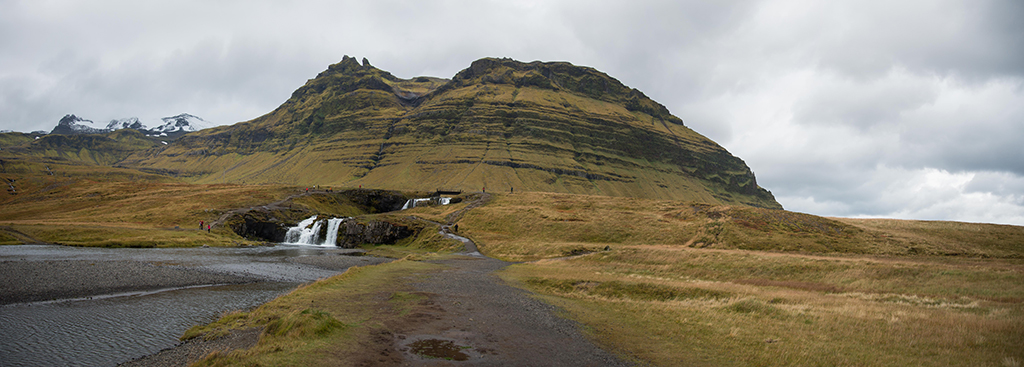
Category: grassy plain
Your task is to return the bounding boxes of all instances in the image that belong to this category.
[457,192,1024,366]
[0,157,306,246]
[4,154,1021,365]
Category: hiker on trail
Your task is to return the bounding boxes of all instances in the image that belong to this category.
[207,224,210,233]
[200,220,204,229]
[510,186,514,194]
[453,224,459,232]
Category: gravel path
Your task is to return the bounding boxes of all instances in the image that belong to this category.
[391,253,633,366]
[381,194,632,365]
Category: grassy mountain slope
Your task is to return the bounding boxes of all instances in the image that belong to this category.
[123,57,780,208]
[1,129,162,167]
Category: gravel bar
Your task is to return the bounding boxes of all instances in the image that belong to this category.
[0,260,256,305]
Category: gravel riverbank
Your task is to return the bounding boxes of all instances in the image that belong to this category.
[0,260,255,305]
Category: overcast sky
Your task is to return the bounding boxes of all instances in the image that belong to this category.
[2,0,1022,225]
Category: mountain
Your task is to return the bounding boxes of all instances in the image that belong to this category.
[123,56,778,208]
[48,113,212,138]
[147,113,213,135]
[105,117,146,131]
[50,114,107,135]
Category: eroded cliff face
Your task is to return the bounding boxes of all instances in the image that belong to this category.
[335,218,417,248]
[124,56,781,209]
[221,188,422,247]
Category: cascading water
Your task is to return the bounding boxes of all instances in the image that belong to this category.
[283,215,346,246]
[401,197,453,210]
[324,217,345,247]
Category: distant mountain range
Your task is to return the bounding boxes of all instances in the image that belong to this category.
[49,113,213,138]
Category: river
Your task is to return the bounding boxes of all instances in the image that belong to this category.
[0,244,382,366]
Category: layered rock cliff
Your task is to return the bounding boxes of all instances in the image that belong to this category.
[122,56,780,208]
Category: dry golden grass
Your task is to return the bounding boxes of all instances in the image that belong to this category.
[0,159,304,246]
[500,246,1024,366]
[447,191,1024,366]
[459,192,1024,260]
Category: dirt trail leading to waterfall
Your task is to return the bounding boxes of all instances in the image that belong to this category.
[376,253,632,366]
[124,193,634,366]
[351,194,631,366]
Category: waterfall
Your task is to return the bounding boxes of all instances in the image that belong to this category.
[402,198,429,210]
[401,197,453,210]
[283,215,346,246]
[324,217,345,247]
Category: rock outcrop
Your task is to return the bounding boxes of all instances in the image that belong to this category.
[335,218,417,248]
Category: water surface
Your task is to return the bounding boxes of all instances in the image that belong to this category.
[0,244,361,366]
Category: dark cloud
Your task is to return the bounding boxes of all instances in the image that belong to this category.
[1,0,1022,224]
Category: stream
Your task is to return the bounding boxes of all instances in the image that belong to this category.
[0,244,371,367]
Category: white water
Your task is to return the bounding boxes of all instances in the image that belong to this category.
[283,215,345,246]
[324,217,345,247]
[401,197,453,210]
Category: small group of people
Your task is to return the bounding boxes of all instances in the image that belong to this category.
[483,186,515,194]
[199,220,210,232]
[304,185,334,193]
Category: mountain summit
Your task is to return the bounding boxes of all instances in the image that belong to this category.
[50,114,106,135]
[125,56,780,208]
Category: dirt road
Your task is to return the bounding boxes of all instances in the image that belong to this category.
[385,251,632,366]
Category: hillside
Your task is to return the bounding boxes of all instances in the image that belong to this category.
[121,56,780,208]
[1,129,162,167]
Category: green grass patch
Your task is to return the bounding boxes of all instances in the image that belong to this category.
[187,259,444,366]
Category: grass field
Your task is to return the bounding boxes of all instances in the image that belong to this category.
[456,192,1024,366]
[0,157,309,246]
[4,163,1022,365]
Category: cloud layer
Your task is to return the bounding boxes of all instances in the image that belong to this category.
[2,0,1022,224]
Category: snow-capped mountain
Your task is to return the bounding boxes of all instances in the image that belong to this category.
[148,114,213,134]
[48,113,213,137]
[50,114,107,135]
[105,117,146,131]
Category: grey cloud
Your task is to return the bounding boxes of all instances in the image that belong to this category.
[964,172,1024,199]
[2,0,1024,225]
[792,74,939,129]
[805,0,1024,80]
